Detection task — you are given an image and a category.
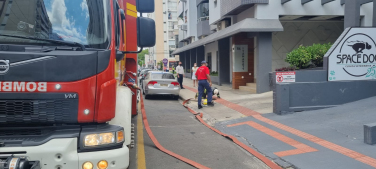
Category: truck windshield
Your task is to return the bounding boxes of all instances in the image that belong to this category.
[0,0,109,49]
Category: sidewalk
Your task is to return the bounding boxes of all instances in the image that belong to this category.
[179,78,273,125]
[179,77,376,169]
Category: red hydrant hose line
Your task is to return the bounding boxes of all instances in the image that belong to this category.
[140,96,211,169]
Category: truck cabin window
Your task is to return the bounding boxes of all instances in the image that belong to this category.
[0,0,109,49]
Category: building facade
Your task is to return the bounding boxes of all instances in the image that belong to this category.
[148,0,179,69]
[173,0,376,93]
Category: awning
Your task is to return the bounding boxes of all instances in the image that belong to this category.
[172,18,283,55]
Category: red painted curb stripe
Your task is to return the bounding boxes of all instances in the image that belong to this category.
[141,96,210,169]
[228,121,318,157]
[182,99,282,169]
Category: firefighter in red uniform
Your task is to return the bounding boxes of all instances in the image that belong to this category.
[195,60,215,109]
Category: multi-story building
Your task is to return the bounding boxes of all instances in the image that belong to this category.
[148,0,179,70]
[173,0,376,93]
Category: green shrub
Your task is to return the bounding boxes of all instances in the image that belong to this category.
[210,71,218,76]
[285,43,332,69]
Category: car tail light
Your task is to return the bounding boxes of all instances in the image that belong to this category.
[171,82,180,86]
[148,81,158,86]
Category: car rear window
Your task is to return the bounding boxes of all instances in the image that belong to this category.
[151,73,175,79]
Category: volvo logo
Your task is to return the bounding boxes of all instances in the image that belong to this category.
[0,60,9,74]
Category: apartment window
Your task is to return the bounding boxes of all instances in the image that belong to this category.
[169,45,176,49]
[168,21,177,30]
[168,11,177,20]
[168,1,177,9]
[197,2,209,22]
[168,31,174,39]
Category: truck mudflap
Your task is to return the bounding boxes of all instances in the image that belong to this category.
[0,138,129,169]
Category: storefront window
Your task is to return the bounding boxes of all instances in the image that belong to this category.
[197,2,209,22]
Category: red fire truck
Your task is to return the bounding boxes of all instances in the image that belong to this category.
[0,0,155,168]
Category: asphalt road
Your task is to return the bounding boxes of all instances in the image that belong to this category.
[129,94,270,169]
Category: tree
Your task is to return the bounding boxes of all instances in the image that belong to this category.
[137,49,149,66]
[157,60,163,70]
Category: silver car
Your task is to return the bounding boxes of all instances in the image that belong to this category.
[143,71,180,99]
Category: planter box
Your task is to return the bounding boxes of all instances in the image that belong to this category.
[211,76,219,85]
[185,73,191,78]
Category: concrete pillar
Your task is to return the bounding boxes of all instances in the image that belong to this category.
[192,48,197,66]
[197,46,205,65]
[344,0,360,29]
[184,51,188,73]
[256,32,272,93]
[373,0,376,26]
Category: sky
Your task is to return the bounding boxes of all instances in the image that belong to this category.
[44,0,89,44]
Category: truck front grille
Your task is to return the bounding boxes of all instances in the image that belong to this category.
[0,129,42,136]
[0,99,78,124]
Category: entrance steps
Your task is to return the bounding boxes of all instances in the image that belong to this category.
[238,83,256,93]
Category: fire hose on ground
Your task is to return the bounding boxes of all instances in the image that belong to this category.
[139,92,282,169]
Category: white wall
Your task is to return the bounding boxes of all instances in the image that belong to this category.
[361,3,374,26]
[255,0,345,19]
[272,21,344,70]
[254,0,373,26]
[209,0,221,25]
[205,41,218,72]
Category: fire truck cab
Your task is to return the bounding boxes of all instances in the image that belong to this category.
[0,0,155,169]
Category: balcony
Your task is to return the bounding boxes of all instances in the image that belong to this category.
[196,0,208,6]
[197,18,210,37]
[177,1,184,17]
[178,28,187,43]
[221,0,268,17]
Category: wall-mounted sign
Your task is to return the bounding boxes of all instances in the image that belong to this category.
[328,28,376,81]
[232,45,248,72]
[162,58,168,66]
[276,72,296,83]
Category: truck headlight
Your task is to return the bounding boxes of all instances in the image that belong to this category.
[85,132,115,147]
[79,125,125,152]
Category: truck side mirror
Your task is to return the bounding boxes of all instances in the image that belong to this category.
[137,0,154,13]
[137,17,156,47]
